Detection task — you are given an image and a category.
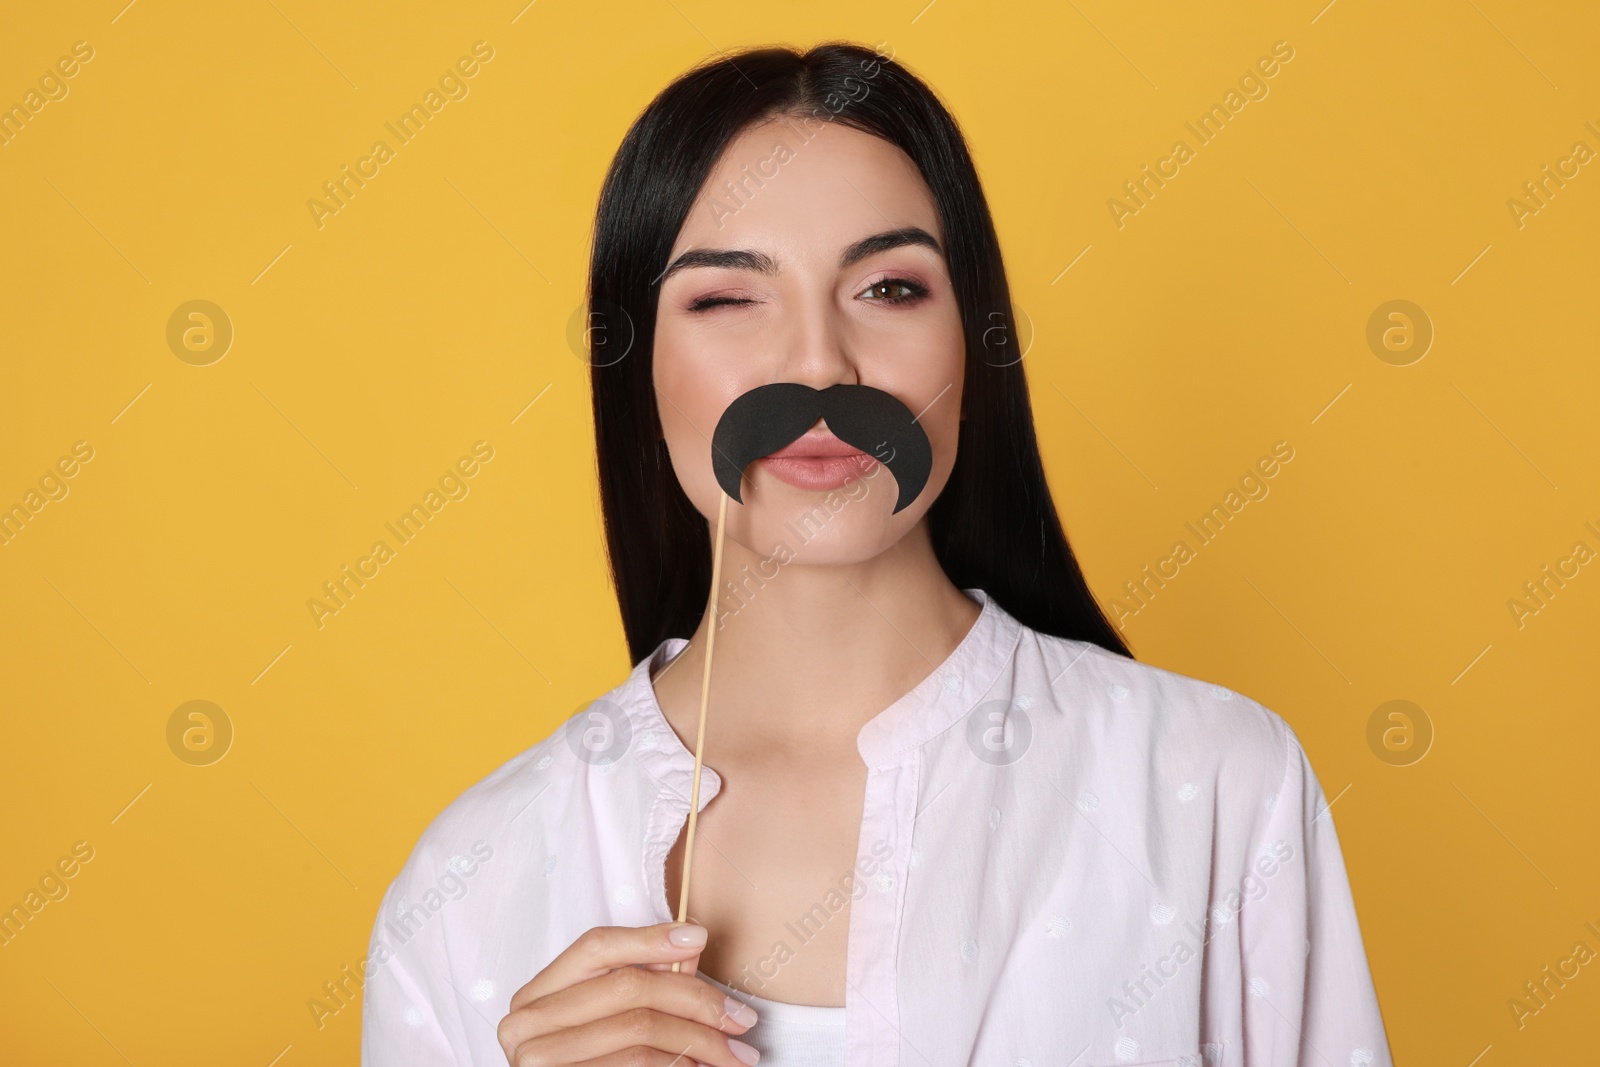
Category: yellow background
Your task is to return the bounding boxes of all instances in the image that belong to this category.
[2,0,1597,1062]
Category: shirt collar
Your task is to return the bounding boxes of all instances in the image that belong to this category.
[622,587,1023,782]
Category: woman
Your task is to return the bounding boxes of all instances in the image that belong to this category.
[362,41,1392,1067]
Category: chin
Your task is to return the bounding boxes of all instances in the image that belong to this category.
[724,500,914,566]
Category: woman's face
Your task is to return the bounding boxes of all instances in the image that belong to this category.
[653,116,965,566]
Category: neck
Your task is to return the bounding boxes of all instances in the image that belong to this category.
[651,518,982,750]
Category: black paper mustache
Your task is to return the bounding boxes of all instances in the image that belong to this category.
[710,383,933,514]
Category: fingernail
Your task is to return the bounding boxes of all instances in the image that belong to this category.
[723,995,758,1027]
[728,1038,760,1064]
[668,922,707,947]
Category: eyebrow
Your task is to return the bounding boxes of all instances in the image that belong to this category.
[658,226,943,283]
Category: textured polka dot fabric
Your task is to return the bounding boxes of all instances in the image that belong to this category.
[362,588,1392,1065]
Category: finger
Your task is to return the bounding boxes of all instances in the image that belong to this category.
[562,1054,712,1067]
[505,1006,760,1067]
[643,951,700,976]
[509,965,756,1042]
[563,1054,718,1067]
[510,922,707,1010]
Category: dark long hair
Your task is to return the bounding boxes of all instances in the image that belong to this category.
[587,41,1132,665]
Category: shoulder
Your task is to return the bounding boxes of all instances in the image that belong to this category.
[411,733,563,858]
[388,655,665,877]
[370,743,556,921]
[393,688,631,879]
[1015,626,1295,790]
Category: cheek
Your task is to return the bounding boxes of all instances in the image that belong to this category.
[875,318,965,480]
[652,332,741,500]
[653,313,759,410]
[919,382,963,498]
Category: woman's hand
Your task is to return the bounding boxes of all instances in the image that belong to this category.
[496,921,761,1066]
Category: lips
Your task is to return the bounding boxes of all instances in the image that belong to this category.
[757,426,878,491]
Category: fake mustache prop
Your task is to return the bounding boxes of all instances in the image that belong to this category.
[669,382,934,966]
[710,382,933,513]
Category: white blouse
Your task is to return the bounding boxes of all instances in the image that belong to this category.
[361,586,1393,1066]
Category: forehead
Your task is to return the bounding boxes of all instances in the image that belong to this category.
[671,117,942,261]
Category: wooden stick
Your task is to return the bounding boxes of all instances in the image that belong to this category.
[671,492,728,973]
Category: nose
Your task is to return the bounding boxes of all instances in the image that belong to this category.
[777,294,859,397]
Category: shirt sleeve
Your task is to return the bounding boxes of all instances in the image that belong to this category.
[361,842,464,1067]
[1237,718,1394,1067]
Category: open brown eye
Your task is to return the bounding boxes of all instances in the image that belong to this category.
[859,277,929,304]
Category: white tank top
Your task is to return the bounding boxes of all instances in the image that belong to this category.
[701,973,846,1066]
